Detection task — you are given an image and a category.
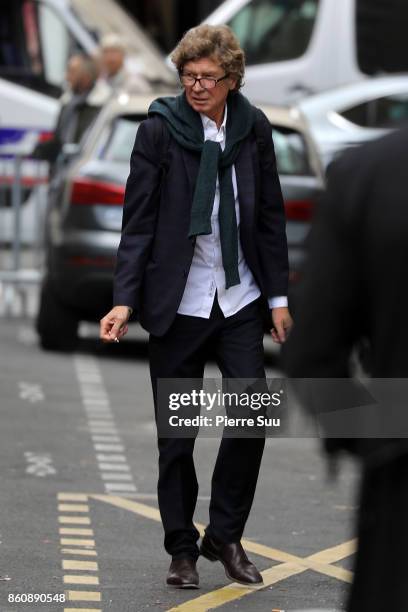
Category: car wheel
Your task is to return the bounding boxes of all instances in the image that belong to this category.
[36,278,79,351]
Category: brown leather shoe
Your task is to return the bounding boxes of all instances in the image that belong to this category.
[200,534,263,586]
[166,558,199,589]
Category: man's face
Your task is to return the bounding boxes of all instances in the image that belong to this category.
[65,56,84,93]
[182,56,237,121]
[101,48,124,77]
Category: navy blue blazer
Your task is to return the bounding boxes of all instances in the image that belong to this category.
[113,109,288,336]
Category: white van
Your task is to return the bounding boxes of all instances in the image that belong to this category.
[204,0,408,104]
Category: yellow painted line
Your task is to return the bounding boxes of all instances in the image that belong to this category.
[60,538,95,547]
[63,575,100,585]
[167,562,305,611]
[62,560,98,571]
[61,549,98,557]
[66,590,101,602]
[58,493,89,502]
[59,516,91,525]
[58,504,90,513]
[92,495,353,579]
[92,494,162,522]
[59,528,94,536]
[308,538,357,563]
[90,494,356,609]
[64,609,101,612]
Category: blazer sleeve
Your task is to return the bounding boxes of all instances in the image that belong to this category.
[113,118,162,312]
[255,109,289,298]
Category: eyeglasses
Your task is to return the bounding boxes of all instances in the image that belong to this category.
[180,73,229,90]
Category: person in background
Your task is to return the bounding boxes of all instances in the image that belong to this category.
[284,127,408,611]
[32,53,99,167]
[91,33,148,100]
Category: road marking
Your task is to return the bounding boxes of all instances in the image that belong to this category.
[62,560,98,571]
[75,355,138,496]
[24,451,56,477]
[59,516,91,525]
[66,590,101,601]
[61,549,98,556]
[64,609,101,612]
[63,575,100,585]
[58,504,90,513]
[98,463,130,471]
[60,538,95,547]
[94,444,125,452]
[18,381,45,403]
[59,528,94,536]
[58,494,89,502]
[104,483,137,492]
[101,473,133,481]
[90,494,355,611]
[92,435,121,443]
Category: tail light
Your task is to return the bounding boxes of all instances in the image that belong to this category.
[70,177,125,206]
[38,131,54,143]
[284,199,314,222]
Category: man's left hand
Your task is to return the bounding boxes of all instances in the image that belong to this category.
[271,307,293,344]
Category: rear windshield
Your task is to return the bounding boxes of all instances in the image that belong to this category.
[99,115,313,176]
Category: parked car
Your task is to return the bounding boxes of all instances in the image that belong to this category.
[297,75,408,168]
[36,93,324,351]
[201,0,408,104]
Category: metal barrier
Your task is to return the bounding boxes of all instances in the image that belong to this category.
[0,153,49,316]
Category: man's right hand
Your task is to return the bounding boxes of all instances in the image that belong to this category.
[100,306,131,343]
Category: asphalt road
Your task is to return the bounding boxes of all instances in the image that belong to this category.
[0,305,361,612]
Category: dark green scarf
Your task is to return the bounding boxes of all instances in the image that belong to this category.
[148,91,255,289]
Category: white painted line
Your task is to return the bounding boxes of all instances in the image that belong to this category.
[101,473,133,481]
[93,444,124,452]
[58,494,89,502]
[98,463,130,471]
[104,483,137,492]
[74,355,135,496]
[96,454,127,462]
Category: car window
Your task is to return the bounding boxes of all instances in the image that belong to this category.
[340,94,408,128]
[98,116,143,162]
[272,127,312,176]
[227,0,320,66]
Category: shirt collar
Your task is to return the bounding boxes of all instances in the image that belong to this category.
[200,104,228,133]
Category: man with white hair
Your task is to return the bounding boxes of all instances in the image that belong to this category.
[90,33,148,101]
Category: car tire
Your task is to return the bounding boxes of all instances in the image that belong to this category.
[36,278,79,352]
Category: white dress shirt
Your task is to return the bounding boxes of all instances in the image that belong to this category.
[177,107,287,319]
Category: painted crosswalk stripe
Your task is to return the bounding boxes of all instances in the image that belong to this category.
[61,549,98,556]
[93,444,124,452]
[58,516,91,525]
[58,504,89,513]
[59,528,94,536]
[92,435,121,442]
[98,463,130,471]
[104,483,137,492]
[62,560,98,571]
[63,575,100,585]
[58,494,88,502]
[101,473,133,481]
[66,591,101,601]
[60,538,95,547]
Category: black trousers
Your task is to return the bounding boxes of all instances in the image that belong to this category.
[148,296,266,560]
